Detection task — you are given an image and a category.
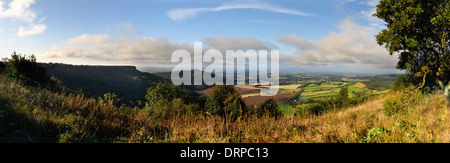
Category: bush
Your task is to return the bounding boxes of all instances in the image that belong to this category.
[98,92,121,106]
[364,128,384,143]
[256,98,282,118]
[2,52,48,86]
[145,82,190,108]
[383,96,403,117]
[147,98,200,119]
[204,85,246,118]
[0,62,5,72]
[392,74,411,91]
[383,86,424,116]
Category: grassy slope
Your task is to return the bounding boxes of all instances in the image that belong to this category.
[0,74,449,143]
[0,77,132,143]
[292,93,449,143]
[150,93,449,143]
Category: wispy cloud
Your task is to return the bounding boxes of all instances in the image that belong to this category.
[167,1,313,22]
[17,23,46,37]
[359,0,383,30]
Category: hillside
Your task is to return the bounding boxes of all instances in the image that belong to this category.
[1,68,448,143]
[44,63,169,104]
[1,55,448,143]
[288,93,450,143]
[123,92,449,143]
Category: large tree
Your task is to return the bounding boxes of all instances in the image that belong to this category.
[145,82,190,108]
[375,0,450,93]
[205,85,246,118]
[3,52,48,86]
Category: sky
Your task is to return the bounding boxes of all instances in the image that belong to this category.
[0,0,402,73]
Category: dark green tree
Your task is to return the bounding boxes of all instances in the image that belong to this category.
[3,52,48,85]
[337,86,349,108]
[392,74,412,91]
[149,98,200,119]
[256,98,282,117]
[204,85,246,118]
[375,0,450,92]
[145,82,190,108]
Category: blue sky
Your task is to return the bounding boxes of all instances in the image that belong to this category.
[0,0,401,73]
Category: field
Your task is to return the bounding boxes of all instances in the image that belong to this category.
[196,73,397,113]
[243,93,297,106]
[197,85,299,106]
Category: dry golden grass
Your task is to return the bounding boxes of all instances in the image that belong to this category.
[129,92,450,143]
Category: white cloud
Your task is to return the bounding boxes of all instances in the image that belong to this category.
[44,21,396,70]
[360,0,384,29]
[167,1,312,22]
[278,20,397,69]
[17,23,46,37]
[0,0,36,22]
[44,22,281,66]
[43,33,194,65]
[0,0,46,37]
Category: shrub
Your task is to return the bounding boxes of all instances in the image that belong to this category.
[392,74,411,91]
[383,96,403,117]
[383,86,424,116]
[147,98,200,119]
[364,128,384,143]
[98,92,121,106]
[256,98,282,118]
[204,85,246,118]
[145,82,190,108]
[2,52,48,86]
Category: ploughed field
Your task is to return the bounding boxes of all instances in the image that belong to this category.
[196,85,300,106]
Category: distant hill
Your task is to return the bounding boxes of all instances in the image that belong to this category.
[44,63,169,104]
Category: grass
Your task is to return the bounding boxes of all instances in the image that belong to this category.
[129,92,450,143]
[1,75,449,143]
[0,77,133,143]
[279,104,299,117]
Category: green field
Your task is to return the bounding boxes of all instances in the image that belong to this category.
[288,79,393,111]
[278,87,303,93]
[272,74,397,116]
